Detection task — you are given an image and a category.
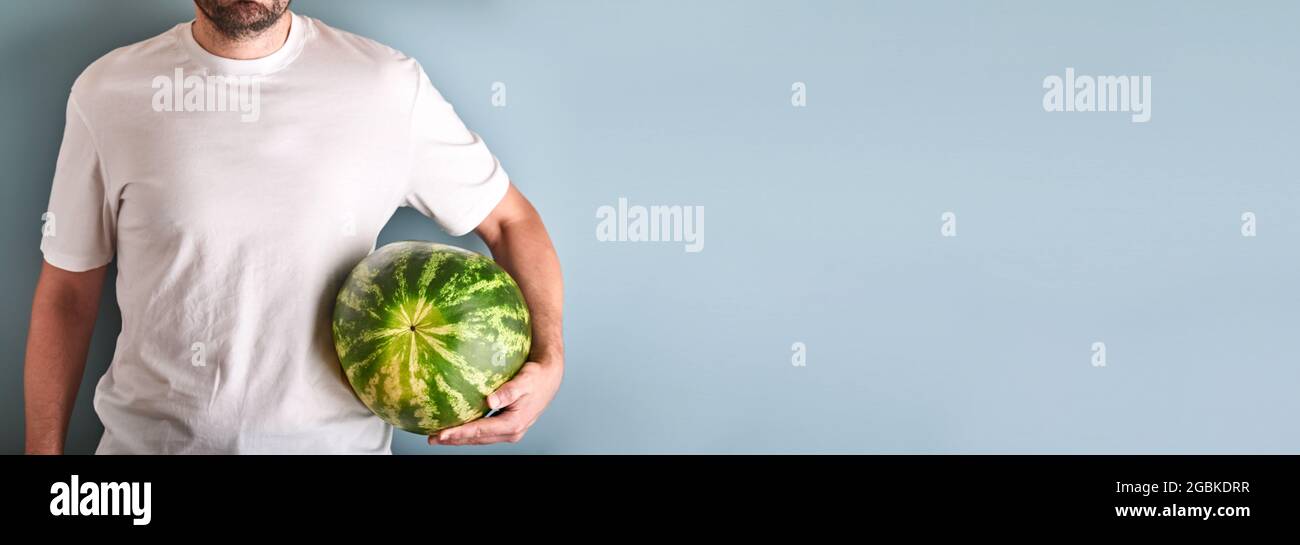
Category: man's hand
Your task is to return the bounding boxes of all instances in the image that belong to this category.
[431,183,564,446]
[429,356,563,445]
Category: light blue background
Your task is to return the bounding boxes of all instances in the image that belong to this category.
[3,1,1297,454]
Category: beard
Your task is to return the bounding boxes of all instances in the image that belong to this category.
[194,0,292,40]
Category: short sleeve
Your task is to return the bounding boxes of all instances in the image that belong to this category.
[40,97,117,272]
[403,65,510,236]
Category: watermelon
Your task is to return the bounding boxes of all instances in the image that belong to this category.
[332,241,531,434]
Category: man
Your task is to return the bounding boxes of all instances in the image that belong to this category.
[24,0,564,454]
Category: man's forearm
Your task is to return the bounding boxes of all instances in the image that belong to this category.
[479,207,564,366]
[25,266,103,454]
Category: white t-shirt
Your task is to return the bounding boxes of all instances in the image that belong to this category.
[40,13,510,454]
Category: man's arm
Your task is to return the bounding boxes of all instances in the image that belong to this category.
[24,262,106,454]
[431,183,564,446]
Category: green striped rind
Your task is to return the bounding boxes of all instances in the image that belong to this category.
[332,241,531,433]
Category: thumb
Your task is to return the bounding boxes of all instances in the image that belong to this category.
[487,377,531,410]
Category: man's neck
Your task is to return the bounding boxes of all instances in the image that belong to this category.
[190,9,293,60]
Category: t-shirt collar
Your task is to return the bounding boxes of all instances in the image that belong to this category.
[178,12,307,76]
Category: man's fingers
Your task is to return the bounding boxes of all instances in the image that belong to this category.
[434,412,522,444]
[433,432,525,446]
[426,366,545,446]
